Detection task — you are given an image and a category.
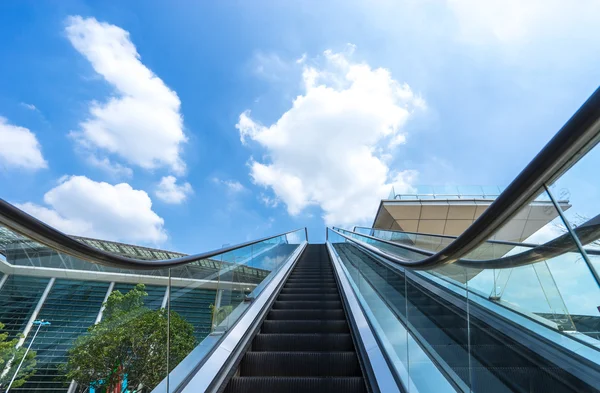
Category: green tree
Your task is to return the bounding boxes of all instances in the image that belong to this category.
[209,304,233,328]
[62,284,196,393]
[0,323,37,392]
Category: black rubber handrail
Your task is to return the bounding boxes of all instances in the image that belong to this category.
[2,87,600,270]
[357,87,600,268]
[353,226,542,248]
[350,225,600,255]
[332,217,600,270]
[0,197,305,270]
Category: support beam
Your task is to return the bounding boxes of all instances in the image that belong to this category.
[17,278,54,348]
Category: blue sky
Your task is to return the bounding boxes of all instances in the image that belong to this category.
[1,0,600,254]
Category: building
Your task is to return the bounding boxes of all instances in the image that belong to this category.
[0,187,581,392]
[0,227,272,393]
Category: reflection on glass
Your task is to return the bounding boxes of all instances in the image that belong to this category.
[0,224,306,393]
[340,212,600,340]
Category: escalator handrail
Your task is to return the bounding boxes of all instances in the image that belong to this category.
[348,224,600,258]
[331,217,600,269]
[0,197,306,270]
[2,88,600,269]
[359,87,600,268]
[353,225,542,248]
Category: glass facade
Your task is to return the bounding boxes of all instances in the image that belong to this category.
[14,280,110,393]
[0,275,50,340]
[0,223,307,393]
[112,283,166,310]
[169,287,219,341]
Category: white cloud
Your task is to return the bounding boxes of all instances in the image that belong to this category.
[155,175,193,204]
[87,155,133,178]
[260,193,279,208]
[213,177,246,194]
[446,0,600,46]
[16,175,167,244]
[20,103,38,111]
[0,116,47,170]
[237,47,420,226]
[65,16,187,174]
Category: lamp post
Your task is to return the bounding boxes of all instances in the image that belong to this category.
[6,320,51,393]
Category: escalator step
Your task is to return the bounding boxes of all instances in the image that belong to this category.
[286,278,335,282]
[261,320,349,334]
[272,301,342,309]
[414,327,468,346]
[276,294,340,301]
[409,315,466,328]
[225,376,367,393]
[292,267,332,270]
[267,309,346,320]
[240,352,361,376]
[280,288,338,294]
[225,245,366,393]
[283,283,337,289]
[253,333,354,351]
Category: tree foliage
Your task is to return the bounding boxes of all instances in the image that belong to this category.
[0,322,37,392]
[62,284,196,392]
[209,304,233,327]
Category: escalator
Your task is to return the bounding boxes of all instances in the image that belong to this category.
[333,242,599,393]
[224,244,367,393]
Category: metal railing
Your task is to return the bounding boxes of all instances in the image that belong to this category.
[0,198,305,270]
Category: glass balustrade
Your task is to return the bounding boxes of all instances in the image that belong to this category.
[0,224,306,393]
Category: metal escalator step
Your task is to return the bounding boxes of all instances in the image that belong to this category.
[412,304,454,315]
[288,272,334,276]
[292,267,332,270]
[409,315,466,328]
[276,294,340,301]
[288,274,334,278]
[413,327,468,346]
[290,273,332,276]
[261,320,349,334]
[253,333,354,351]
[286,278,335,282]
[267,309,346,320]
[292,268,332,271]
[470,344,540,367]
[450,366,574,393]
[282,282,337,288]
[225,376,366,393]
[240,352,361,376]
[283,283,337,289]
[280,288,338,294]
[272,301,342,309]
[224,245,366,393]
[428,344,470,368]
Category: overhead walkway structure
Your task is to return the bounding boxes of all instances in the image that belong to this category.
[1,89,600,392]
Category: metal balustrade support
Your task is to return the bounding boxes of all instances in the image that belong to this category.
[544,184,600,288]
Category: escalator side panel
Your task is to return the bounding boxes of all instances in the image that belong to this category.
[333,242,599,393]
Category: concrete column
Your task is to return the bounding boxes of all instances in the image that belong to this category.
[161,285,169,309]
[0,274,8,291]
[17,278,55,348]
[94,282,115,324]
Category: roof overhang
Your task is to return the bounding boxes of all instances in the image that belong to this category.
[372,198,571,242]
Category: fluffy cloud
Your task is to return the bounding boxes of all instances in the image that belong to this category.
[86,155,133,178]
[237,48,421,226]
[155,176,193,204]
[65,16,186,174]
[212,178,246,194]
[0,116,47,170]
[16,176,167,244]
